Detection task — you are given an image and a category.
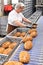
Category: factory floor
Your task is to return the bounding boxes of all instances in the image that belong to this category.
[0,37,3,41]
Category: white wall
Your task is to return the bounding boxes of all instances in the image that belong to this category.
[4,0,11,5]
[4,0,8,5]
[12,0,18,4]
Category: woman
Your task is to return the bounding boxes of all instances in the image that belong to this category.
[7,2,32,34]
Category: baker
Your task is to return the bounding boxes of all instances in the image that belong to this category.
[7,2,32,34]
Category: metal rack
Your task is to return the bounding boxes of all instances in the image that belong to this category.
[19,0,35,18]
[0,36,21,65]
[36,0,43,12]
[0,16,8,36]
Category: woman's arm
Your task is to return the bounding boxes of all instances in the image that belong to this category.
[14,20,26,27]
[22,17,32,24]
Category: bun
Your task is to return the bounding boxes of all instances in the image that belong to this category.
[19,51,30,63]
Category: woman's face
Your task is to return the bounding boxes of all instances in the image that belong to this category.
[18,6,24,12]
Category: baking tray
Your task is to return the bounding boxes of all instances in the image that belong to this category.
[0,37,21,65]
[7,28,30,39]
[0,54,8,65]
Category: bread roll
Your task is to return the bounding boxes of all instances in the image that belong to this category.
[4,61,16,65]
[0,47,5,54]
[3,48,12,55]
[30,31,37,38]
[4,61,24,65]
[9,42,17,49]
[21,32,26,37]
[28,29,37,34]
[2,41,11,48]
[26,36,33,41]
[19,51,30,63]
[14,32,21,37]
[23,36,33,43]
[24,41,33,50]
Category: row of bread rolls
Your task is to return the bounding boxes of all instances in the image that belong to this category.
[0,41,17,55]
[28,29,37,38]
[13,32,26,37]
[22,28,37,50]
[19,28,38,63]
[3,28,38,65]
[13,29,37,39]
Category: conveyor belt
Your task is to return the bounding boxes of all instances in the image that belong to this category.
[9,16,43,65]
[23,11,42,28]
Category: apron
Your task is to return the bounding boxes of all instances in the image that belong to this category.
[7,24,18,34]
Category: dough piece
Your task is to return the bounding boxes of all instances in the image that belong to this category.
[3,48,12,55]
[2,41,11,48]
[19,51,30,63]
[0,47,5,54]
[9,42,17,49]
[24,41,33,50]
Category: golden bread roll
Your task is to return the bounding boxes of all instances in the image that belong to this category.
[14,32,21,37]
[4,61,16,65]
[23,36,33,43]
[19,51,30,63]
[21,32,26,37]
[30,31,37,38]
[4,61,24,65]
[2,41,11,48]
[24,41,33,50]
[0,47,5,54]
[26,36,33,41]
[3,48,12,55]
[9,42,17,49]
[28,29,37,34]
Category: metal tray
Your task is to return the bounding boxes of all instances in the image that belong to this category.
[0,54,8,65]
[7,28,30,39]
[0,37,21,65]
